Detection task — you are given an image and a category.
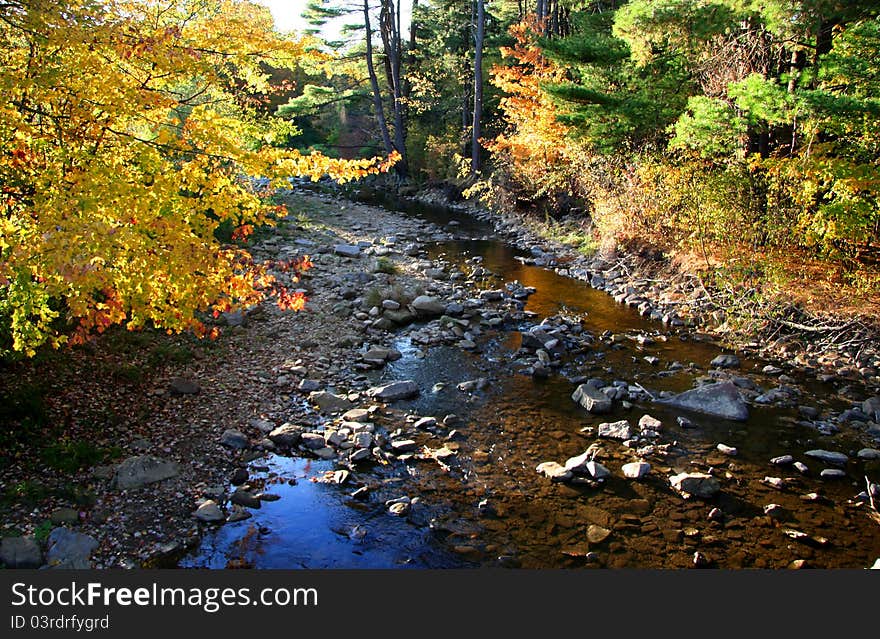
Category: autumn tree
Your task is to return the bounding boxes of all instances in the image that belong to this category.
[0,0,398,356]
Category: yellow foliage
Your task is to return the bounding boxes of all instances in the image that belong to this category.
[0,0,398,355]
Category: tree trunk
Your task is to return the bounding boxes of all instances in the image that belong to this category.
[380,0,408,176]
[363,0,395,157]
[471,0,485,175]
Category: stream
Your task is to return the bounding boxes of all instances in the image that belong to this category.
[181,193,880,569]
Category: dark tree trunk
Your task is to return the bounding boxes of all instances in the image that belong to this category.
[363,0,395,157]
[471,0,485,174]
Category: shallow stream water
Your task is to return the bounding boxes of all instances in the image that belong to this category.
[183,195,880,569]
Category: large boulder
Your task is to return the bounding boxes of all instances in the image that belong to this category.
[572,384,612,414]
[114,455,179,490]
[367,380,419,401]
[410,296,446,316]
[0,536,42,568]
[45,528,98,569]
[657,382,749,421]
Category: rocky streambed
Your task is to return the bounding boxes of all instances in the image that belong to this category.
[3,188,879,569]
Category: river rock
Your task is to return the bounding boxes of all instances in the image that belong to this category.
[862,396,880,421]
[230,468,249,485]
[220,429,249,449]
[638,414,663,431]
[770,455,794,466]
[710,354,741,369]
[0,536,42,568]
[622,461,651,479]
[572,383,612,414]
[300,432,327,449]
[350,448,371,462]
[363,347,402,362]
[231,490,262,509]
[168,377,200,395]
[658,382,749,421]
[670,472,721,498]
[309,391,353,414]
[857,448,880,460]
[804,449,848,465]
[598,420,633,440]
[716,443,738,456]
[114,455,179,489]
[367,380,419,401]
[410,296,446,316]
[587,525,611,544]
[334,244,361,257]
[268,423,302,447]
[820,468,846,479]
[45,528,98,569]
[564,450,594,473]
[391,439,418,453]
[536,461,573,482]
[194,500,225,523]
[586,460,610,480]
[343,408,371,422]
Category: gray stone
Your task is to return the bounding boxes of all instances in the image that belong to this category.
[857,448,880,460]
[804,449,848,465]
[334,244,361,257]
[572,383,613,414]
[313,446,336,460]
[168,378,200,395]
[710,354,741,369]
[309,391,353,414]
[639,414,663,431]
[536,461,573,482]
[231,490,262,509]
[298,379,321,392]
[820,468,847,479]
[342,408,371,422]
[391,439,418,453]
[367,380,419,401]
[350,448,372,462]
[363,347,402,362]
[194,500,225,523]
[114,455,179,489]
[300,432,327,449]
[564,450,594,473]
[586,460,611,480]
[410,296,446,316]
[658,382,749,421]
[354,432,373,449]
[598,420,633,440]
[770,455,794,465]
[0,536,42,568]
[863,396,880,421]
[716,443,738,456]
[45,528,98,569]
[220,429,249,449]
[622,461,651,479]
[267,423,302,447]
[670,472,721,498]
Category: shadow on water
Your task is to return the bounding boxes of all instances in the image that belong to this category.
[184,192,880,569]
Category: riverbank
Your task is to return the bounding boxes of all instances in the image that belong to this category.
[2,188,879,569]
[408,187,880,393]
